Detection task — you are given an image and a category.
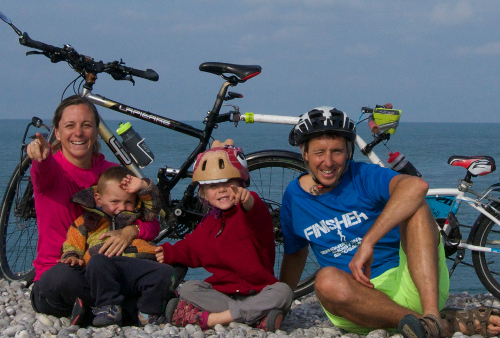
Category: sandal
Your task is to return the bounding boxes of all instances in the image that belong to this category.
[441,306,500,337]
[399,314,444,338]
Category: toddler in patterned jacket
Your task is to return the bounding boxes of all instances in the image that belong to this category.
[60,166,175,327]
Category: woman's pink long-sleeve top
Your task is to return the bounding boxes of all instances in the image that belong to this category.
[31,150,160,281]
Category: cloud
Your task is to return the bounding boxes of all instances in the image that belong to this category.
[429,1,474,25]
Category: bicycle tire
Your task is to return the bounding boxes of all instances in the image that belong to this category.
[0,155,37,284]
[246,150,318,299]
[471,202,500,299]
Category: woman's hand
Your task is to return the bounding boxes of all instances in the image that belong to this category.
[98,225,139,257]
[27,133,50,162]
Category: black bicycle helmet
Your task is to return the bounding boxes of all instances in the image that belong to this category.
[289,106,356,146]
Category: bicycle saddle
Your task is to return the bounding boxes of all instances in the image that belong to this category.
[199,62,261,81]
[448,155,496,176]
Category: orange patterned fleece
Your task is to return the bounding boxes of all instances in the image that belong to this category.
[61,178,160,265]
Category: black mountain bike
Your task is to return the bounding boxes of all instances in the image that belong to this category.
[0,11,320,299]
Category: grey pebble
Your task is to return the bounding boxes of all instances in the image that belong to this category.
[193,330,206,338]
[144,323,159,334]
[214,324,227,333]
[228,322,240,329]
[185,323,199,334]
[366,329,389,338]
[163,325,180,335]
[60,316,71,327]
[5,306,16,316]
[77,327,94,338]
[179,329,190,338]
[4,325,21,337]
[53,317,62,329]
[57,328,75,337]
[37,313,53,326]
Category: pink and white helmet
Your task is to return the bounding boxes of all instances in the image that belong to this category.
[192,140,249,186]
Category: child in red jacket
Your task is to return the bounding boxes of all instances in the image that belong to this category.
[155,140,293,332]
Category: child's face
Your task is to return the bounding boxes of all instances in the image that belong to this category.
[201,179,239,211]
[95,182,137,217]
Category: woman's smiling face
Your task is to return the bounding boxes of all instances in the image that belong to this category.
[54,104,99,168]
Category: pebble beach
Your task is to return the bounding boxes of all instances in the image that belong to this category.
[1,278,498,338]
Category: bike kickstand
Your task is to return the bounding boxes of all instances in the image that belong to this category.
[449,248,465,278]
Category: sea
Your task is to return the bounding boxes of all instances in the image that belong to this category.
[1,118,499,295]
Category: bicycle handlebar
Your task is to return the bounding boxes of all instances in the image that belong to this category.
[18,32,159,82]
[127,68,159,81]
[20,32,61,54]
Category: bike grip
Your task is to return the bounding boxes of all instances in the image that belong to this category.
[19,32,60,53]
[368,119,380,134]
[128,68,159,81]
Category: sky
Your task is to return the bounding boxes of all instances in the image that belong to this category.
[0,1,499,123]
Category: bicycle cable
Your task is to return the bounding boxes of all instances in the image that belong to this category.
[59,75,82,102]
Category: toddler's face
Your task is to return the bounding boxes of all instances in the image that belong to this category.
[201,179,239,211]
[95,182,137,217]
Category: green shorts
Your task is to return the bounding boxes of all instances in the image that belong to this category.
[322,240,450,334]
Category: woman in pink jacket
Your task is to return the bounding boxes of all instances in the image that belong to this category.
[28,95,159,324]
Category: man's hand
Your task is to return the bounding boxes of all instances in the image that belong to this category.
[155,246,164,263]
[349,242,374,288]
[58,256,84,266]
[119,175,147,194]
[27,133,50,162]
[98,225,138,257]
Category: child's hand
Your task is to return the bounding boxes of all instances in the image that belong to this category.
[119,175,147,194]
[58,256,84,266]
[155,246,165,264]
[230,185,255,211]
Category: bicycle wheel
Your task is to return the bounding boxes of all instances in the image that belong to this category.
[471,202,500,299]
[246,150,318,299]
[0,155,37,284]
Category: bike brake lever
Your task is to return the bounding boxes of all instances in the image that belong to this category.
[109,73,135,85]
[25,50,44,56]
[26,50,67,65]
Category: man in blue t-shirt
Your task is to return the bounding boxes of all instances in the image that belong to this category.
[280,107,500,337]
